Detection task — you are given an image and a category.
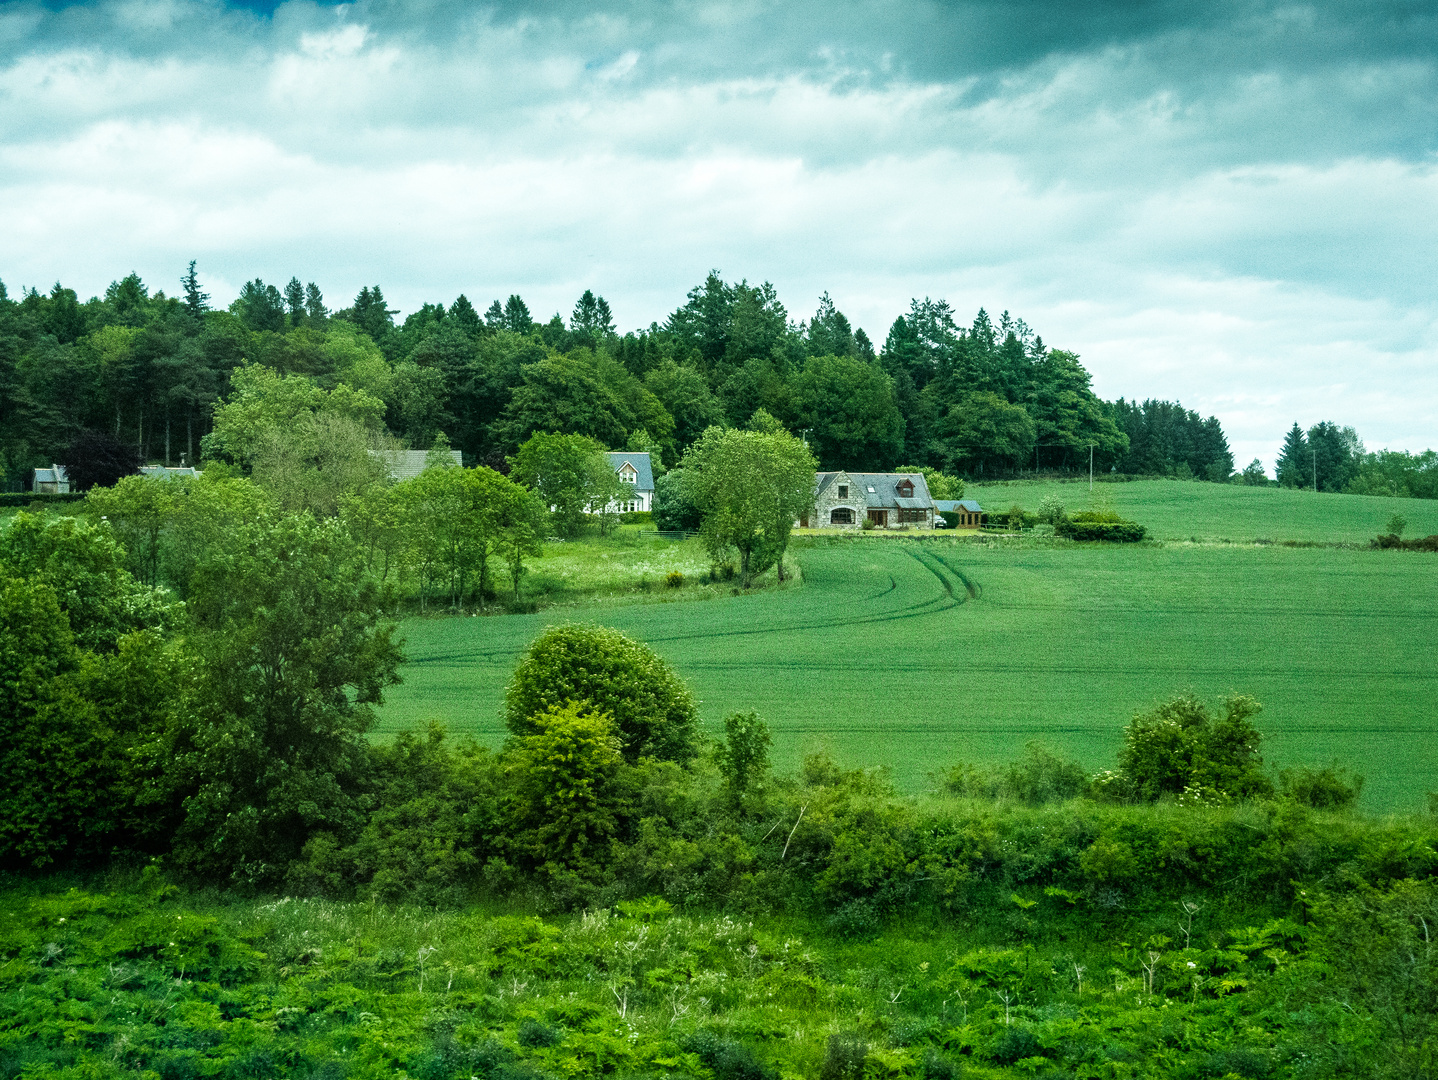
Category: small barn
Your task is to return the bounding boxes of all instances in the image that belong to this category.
[933,499,986,527]
[32,465,70,494]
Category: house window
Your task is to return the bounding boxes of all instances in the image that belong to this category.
[831,507,854,524]
[838,485,848,497]
[897,480,914,498]
[898,508,927,523]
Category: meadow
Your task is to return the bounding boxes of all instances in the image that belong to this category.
[377,532,1438,812]
[963,476,1438,542]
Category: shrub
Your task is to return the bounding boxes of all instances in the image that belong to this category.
[713,710,772,803]
[666,571,684,588]
[991,1027,1039,1066]
[502,702,630,886]
[941,743,1088,805]
[1279,763,1365,809]
[1056,511,1146,542]
[1037,494,1065,524]
[1117,694,1273,802]
[516,1018,562,1048]
[685,1031,778,1080]
[504,624,700,762]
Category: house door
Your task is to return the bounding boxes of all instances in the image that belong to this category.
[867,509,887,527]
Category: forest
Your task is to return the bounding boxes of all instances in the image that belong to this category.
[0,266,1243,486]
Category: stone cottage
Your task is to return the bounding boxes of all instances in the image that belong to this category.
[801,471,936,529]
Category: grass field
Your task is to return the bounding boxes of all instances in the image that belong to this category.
[376,533,1438,812]
[964,476,1438,542]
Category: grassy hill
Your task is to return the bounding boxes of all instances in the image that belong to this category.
[377,532,1438,811]
[963,477,1438,542]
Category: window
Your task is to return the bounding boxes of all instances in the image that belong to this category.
[897,480,914,498]
[898,508,926,523]
[831,507,854,524]
[837,484,848,497]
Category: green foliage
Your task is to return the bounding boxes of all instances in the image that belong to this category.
[0,510,173,651]
[1055,511,1147,542]
[682,425,816,586]
[1116,694,1273,802]
[504,624,699,763]
[508,431,622,539]
[713,711,772,804]
[1279,763,1365,809]
[502,702,629,885]
[166,513,402,887]
[942,743,1089,806]
[654,467,702,531]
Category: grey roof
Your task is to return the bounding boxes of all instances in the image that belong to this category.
[934,499,984,513]
[32,465,68,484]
[378,449,464,481]
[816,471,934,510]
[139,465,201,481]
[606,451,654,492]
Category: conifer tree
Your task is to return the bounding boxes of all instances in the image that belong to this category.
[1276,423,1310,488]
[181,260,209,321]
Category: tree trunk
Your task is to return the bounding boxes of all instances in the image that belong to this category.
[165,411,171,466]
[187,412,193,466]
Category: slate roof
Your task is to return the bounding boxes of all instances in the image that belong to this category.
[139,466,202,481]
[606,452,655,492]
[934,499,984,513]
[816,471,934,509]
[377,449,464,481]
[33,465,68,485]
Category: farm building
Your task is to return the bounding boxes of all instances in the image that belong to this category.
[139,465,201,481]
[605,451,654,513]
[376,448,464,481]
[31,465,70,493]
[934,499,986,527]
[801,471,936,529]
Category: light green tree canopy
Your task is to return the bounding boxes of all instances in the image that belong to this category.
[681,425,816,587]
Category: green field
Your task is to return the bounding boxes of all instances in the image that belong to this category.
[964,477,1438,542]
[377,534,1438,811]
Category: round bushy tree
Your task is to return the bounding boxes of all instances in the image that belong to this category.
[504,624,699,762]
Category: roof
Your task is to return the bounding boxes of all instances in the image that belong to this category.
[139,465,201,481]
[934,499,984,513]
[378,449,464,481]
[606,451,654,492]
[32,465,68,484]
[816,471,934,509]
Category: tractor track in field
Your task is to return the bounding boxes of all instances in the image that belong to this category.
[405,545,977,667]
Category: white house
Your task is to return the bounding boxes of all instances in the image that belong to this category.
[606,451,655,513]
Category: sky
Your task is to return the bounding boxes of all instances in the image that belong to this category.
[2,0,1435,470]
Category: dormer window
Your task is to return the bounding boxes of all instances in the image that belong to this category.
[837,484,848,497]
[897,479,914,497]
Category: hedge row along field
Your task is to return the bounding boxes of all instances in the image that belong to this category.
[377,537,1438,812]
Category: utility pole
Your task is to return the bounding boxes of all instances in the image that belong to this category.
[1312,448,1317,493]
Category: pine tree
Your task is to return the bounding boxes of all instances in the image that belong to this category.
[1276,423,1310,488]
[283,277,305,326]
[304,283,327,323]
[485,300,505,328]
[503,294,533,334]
[181,261,209,321]
[449,294,481,336]
[350,285,396,343]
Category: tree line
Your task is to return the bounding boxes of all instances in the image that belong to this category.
[1,265,1243,487]
[1265,420,1438,498]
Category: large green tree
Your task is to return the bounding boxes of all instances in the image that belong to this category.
[1275,423,1311,488]
[791,354,904,469]
[164,514,403,887]
[508,432,624,538]
[681,426,817,586]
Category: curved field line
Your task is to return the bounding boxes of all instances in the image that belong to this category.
[404,550,962,666]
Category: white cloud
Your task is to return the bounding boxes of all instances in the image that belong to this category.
[1,0,1435,466]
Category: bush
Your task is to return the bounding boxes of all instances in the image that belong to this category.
[1117,694,1273,802]
[941,743,1088,805]
[0,492,86,507]
[502,702,629,883]
[685,1031,777,1080]
[1279,763,1365,809]
[991,1027,1039,1066]
[1056,511,1146,542]
[1037,494,1065,524]
[666,571,684,588]
[516,1019,562,1049]
[504,624,700,762]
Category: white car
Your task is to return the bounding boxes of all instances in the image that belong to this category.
[933,517,948,528]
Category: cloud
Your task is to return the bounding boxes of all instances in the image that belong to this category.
[1,0,1435,468]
